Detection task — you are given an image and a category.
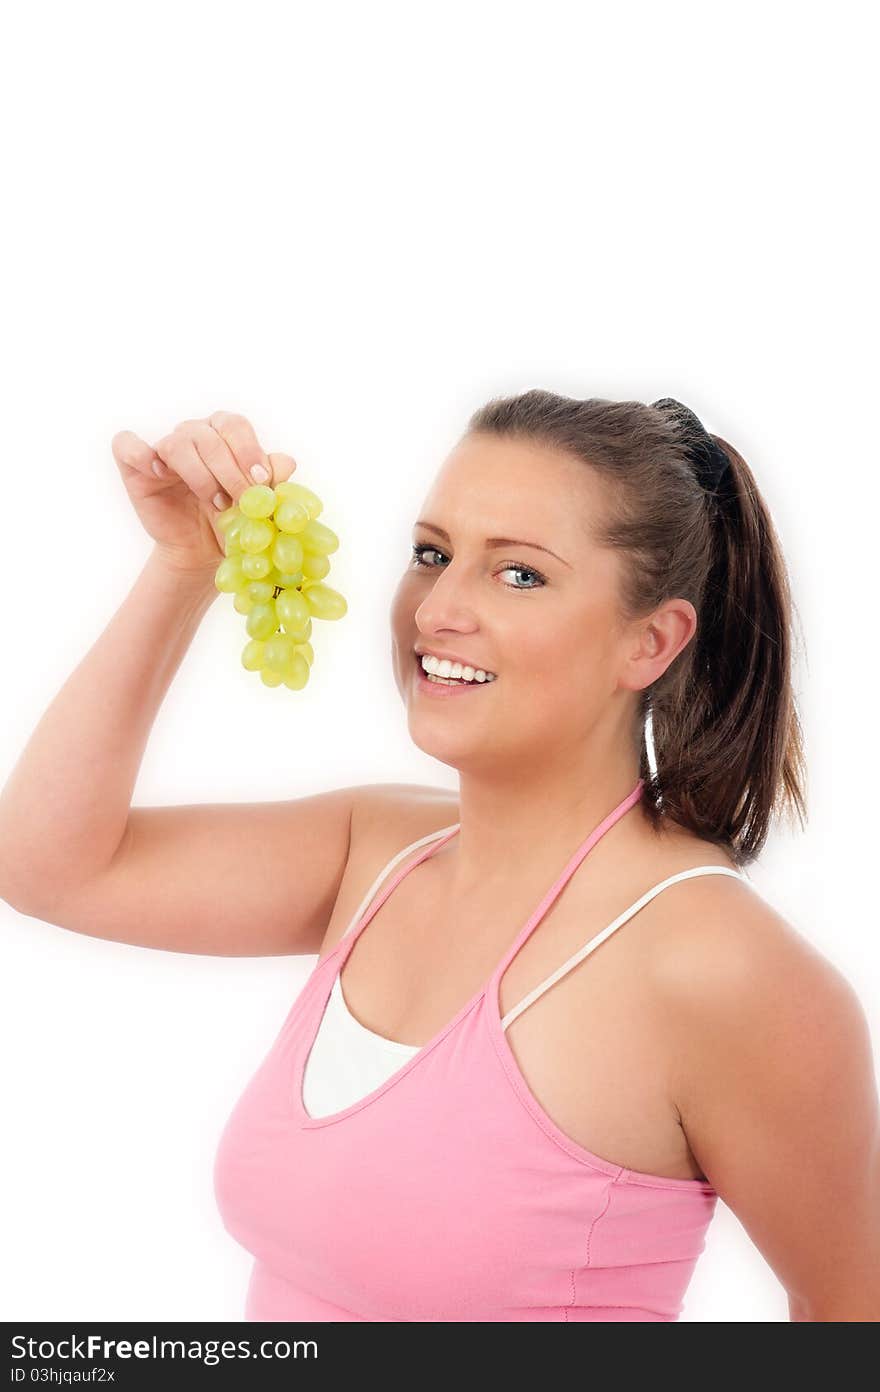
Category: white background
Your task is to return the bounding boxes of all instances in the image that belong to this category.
[0,0,875,1323]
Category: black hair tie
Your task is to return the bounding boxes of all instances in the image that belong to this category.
[650,397,731,494]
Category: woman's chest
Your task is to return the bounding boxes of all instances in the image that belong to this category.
[319,823,706,1184]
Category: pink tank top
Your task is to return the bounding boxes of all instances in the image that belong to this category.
[213,778,742,1321]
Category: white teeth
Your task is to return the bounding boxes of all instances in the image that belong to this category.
[419,653,496,682]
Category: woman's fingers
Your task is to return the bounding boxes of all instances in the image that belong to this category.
[187,421,260,506]
[113,416,296,514]
[153,431,231,507]
[266,451,298,487]
[110,430,166,478]
[207,411,273,484]
[154,417,262,506]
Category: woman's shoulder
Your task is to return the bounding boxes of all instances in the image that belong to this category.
[349,782,459,866]
[642,840,832,1018]
[623,816,807,994]
[316,784,458,961]
[635,837,866,1142]
[644,858,871,1245]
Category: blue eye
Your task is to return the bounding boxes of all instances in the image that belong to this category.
[410,543,546,592]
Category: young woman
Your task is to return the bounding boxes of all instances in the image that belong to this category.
[2,396,876,1322]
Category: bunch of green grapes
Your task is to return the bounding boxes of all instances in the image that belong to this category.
[213,480,347,689]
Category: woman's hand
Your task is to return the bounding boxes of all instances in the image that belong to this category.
[111,411,297,581]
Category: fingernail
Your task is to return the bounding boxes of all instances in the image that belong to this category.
[212,491,227,510]
[152,460,167,477]
[250,464,269,482]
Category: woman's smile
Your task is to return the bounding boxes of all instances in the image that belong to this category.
[413,651,498,699]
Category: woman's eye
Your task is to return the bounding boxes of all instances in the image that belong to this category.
[409,543,545,591]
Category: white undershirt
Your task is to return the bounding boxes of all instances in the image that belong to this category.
[302,974,419,1119]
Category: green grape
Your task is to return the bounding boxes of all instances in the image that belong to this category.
[242,639,266,671]
[233,590,255,615]
[241,552,273,579]
[275,569,304,587]
[223,513,244,555]
[263,633,297,671]
[226,512,244,538]
[276,587,310,631]
[216,506,241,533]
[239,484,277,518]
[298,518,338,555]
[246,578,276,605]
[259,665,285,687]
[239,517,276,553]
[283,653,311,689]
[295,641,314,667]
[275,480,323,519]
[270,533,304,574]
[214,556,246,593]
[301,551,330,580]
[303,582,347,620]
[246,600,278,640]
[274,498,310,534]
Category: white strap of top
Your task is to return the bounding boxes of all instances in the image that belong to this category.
[338,823,459,944]
[500,864,748,1031]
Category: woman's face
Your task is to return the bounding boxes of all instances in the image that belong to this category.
[390,432,648,778]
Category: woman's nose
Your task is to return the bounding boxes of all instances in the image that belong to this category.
[414,564,479,622]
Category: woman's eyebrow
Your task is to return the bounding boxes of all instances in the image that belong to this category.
[414,520,572,569]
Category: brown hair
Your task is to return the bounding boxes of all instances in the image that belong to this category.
[465,389,808,868]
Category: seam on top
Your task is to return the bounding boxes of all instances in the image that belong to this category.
[565,1176,616,1316]
[586,1177,616,1267]
[618,1168,716,1193]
